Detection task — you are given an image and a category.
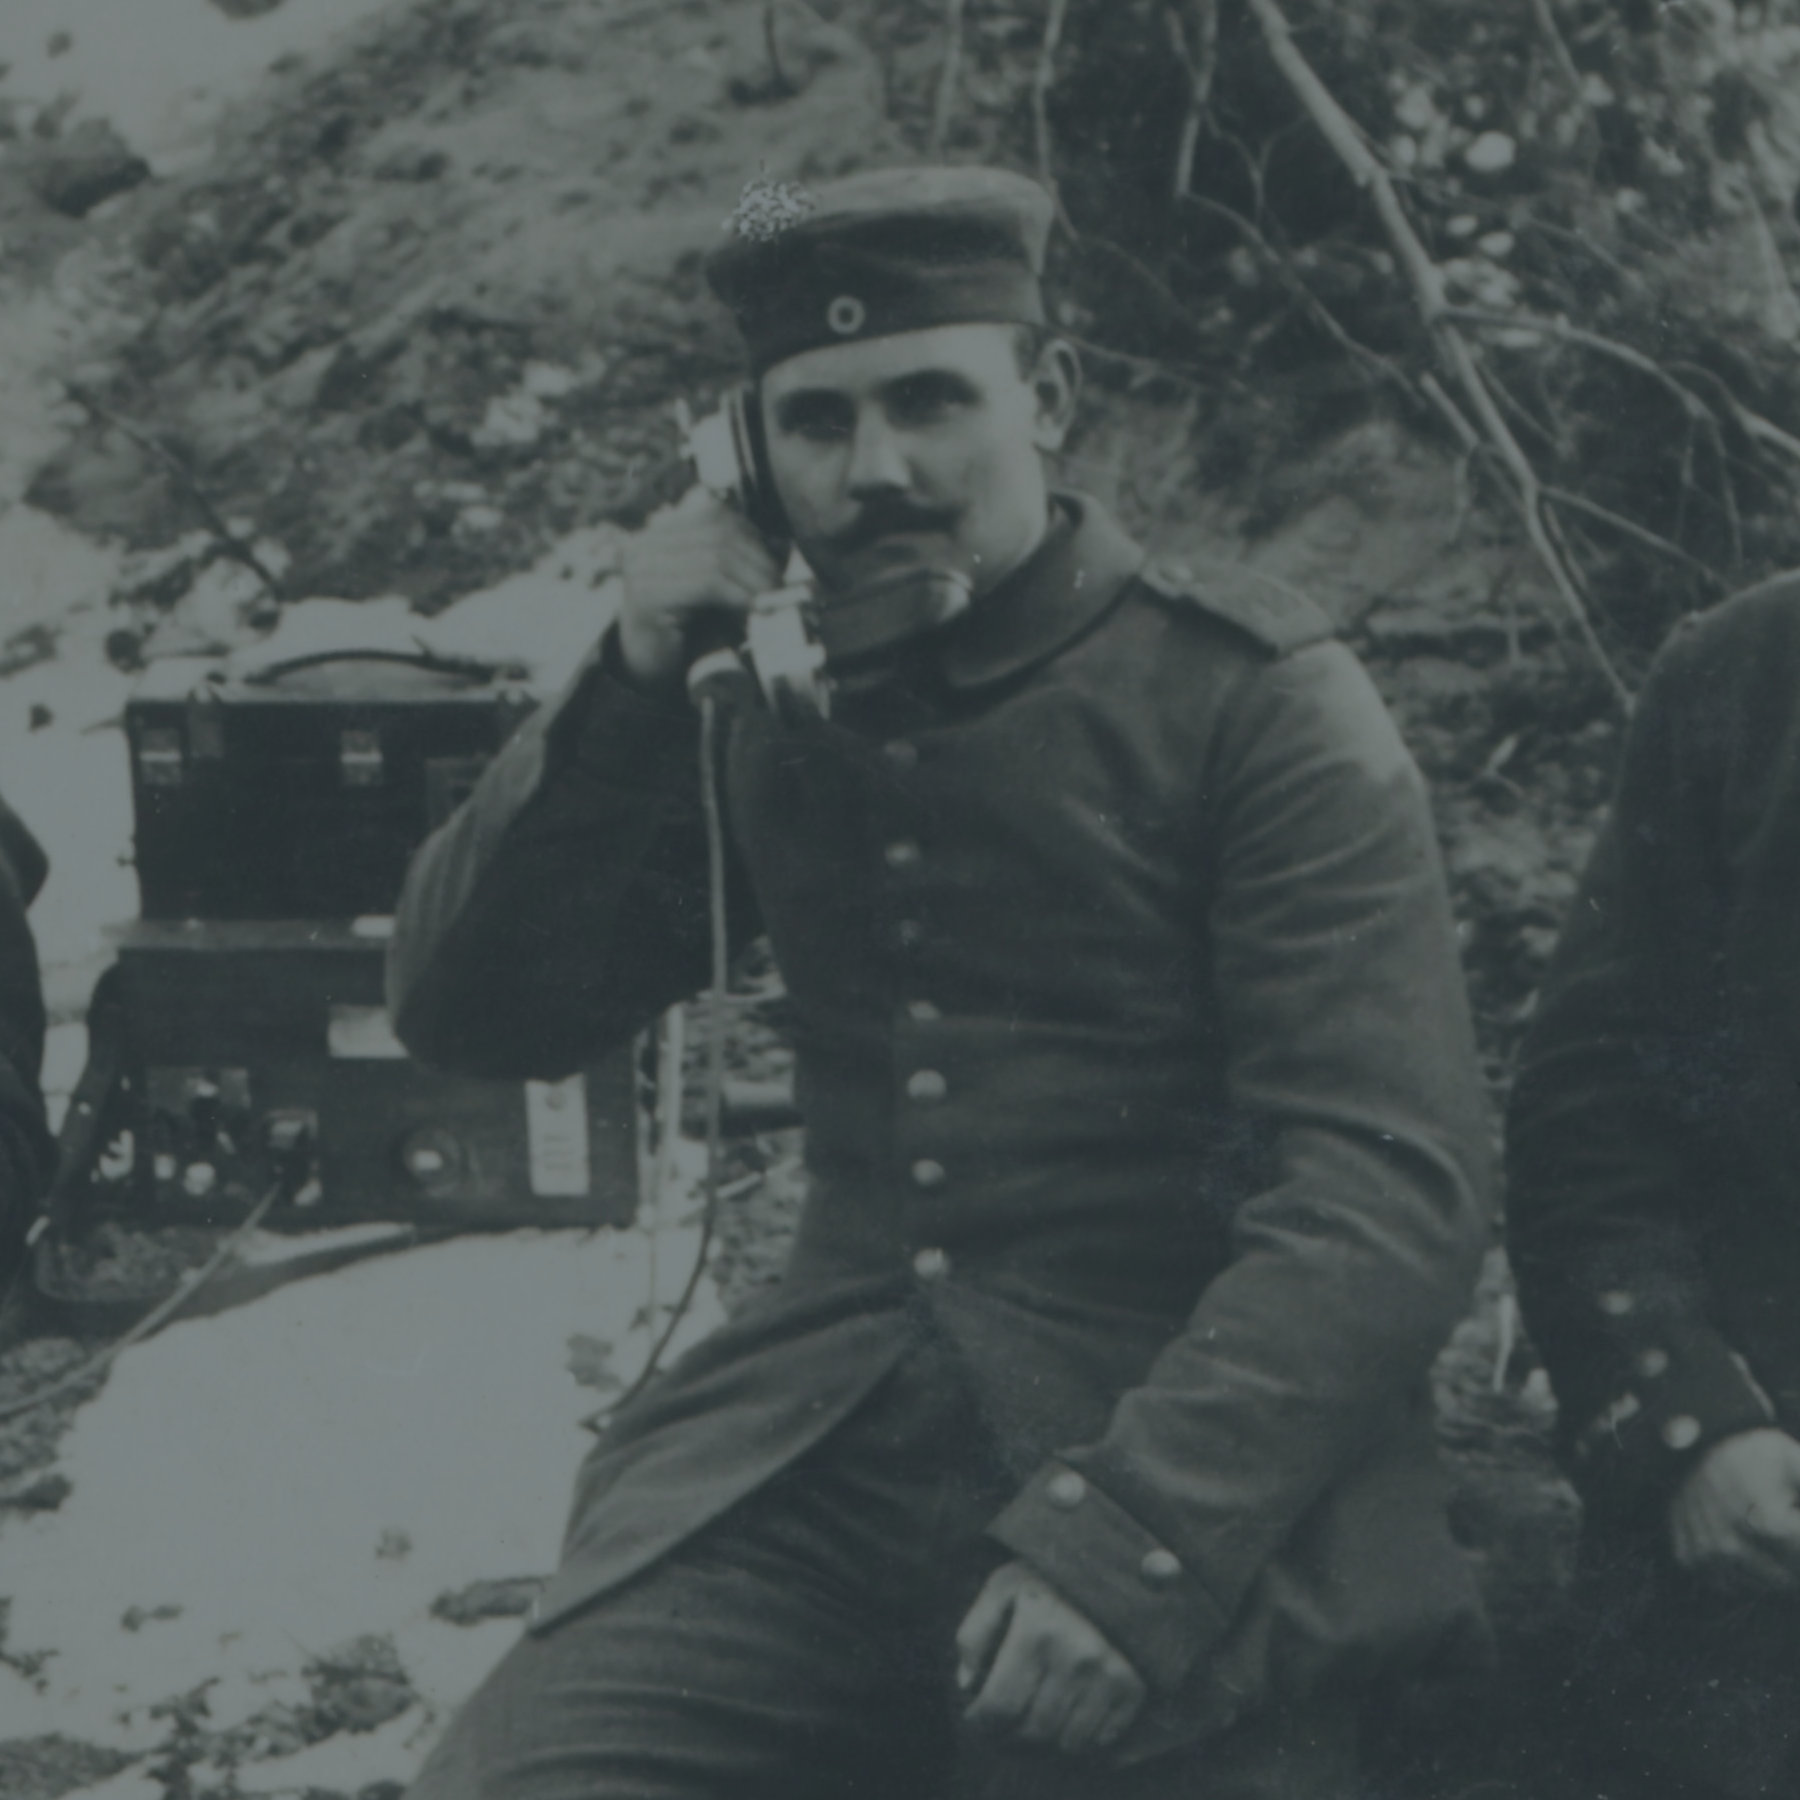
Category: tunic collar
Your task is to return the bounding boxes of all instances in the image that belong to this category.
[938,492,1147,691]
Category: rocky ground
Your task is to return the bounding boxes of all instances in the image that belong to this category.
[5,0,1793,1793]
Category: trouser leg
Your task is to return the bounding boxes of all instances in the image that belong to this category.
[405,1524,953,1800]
[1563,1534,1800,1800]
[952,1694,1365,1800]
[407,1324,996,1800]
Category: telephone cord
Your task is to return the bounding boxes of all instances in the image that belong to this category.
[0,1173,286,1423]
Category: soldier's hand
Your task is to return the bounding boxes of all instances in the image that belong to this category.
[617,487,784,690]
[956,1560,1146,1755]
[1670,1427,1800,1591]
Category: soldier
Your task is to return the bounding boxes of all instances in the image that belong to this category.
[390,165,1492,1800]
[0,794,54,1296]
[1508,577,1800,1800]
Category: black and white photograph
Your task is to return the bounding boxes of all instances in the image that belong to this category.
[2,2,1800,1796]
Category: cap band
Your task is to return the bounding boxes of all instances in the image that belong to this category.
[706,168,1054,374]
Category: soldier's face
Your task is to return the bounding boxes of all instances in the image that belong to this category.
[759,322,1079,598]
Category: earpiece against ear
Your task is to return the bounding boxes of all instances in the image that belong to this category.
[734,387,791,547]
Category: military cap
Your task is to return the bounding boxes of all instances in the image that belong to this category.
[706,165,1055,375]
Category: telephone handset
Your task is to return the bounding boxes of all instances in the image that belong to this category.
[680,387,790,549]
[677,391,972,726]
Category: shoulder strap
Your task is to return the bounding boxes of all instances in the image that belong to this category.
[1138,554,1335,656]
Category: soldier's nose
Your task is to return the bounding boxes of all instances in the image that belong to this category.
[845,416,909,498]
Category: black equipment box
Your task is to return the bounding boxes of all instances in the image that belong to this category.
[106,919,637,1232]
[126,650,536,921]
[44,646,645,1243]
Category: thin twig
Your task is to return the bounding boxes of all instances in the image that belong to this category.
[61,380,285,602]
[1439,306,1714,422]
[1033,0,1075,227]
[1540,487,1725,586]
[1527,0,1589,119]
[1450,333,1629,700]
[1060,332,1209,387]
[1165,0,1219,200]
[1445,302,1769,555]
[1081,233,1220,350]
[1714,425,1745,568]
[1241,0,1631,708]
[1482,362,1560,453]
[1718,387,1800,466]
[1454,307,1758,571]
[763,2,795,98]
[1214,124,1271,222]
[928,0,967,155]
[1420,371,1480,451]
[0,1178,283,1423]
[1673,416,1697,547]
[1179,194,1421,405]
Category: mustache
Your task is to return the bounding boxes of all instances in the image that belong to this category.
[825,500,959,556]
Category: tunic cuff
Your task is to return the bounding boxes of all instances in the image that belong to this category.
[986,1461,1230,1695]
[1567,1318,1776,1522]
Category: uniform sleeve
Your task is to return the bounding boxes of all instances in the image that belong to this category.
[1506,625,1775,1529]
[989,641,1493,1692]
[0,803,55,1276]
[387,631,762,1079]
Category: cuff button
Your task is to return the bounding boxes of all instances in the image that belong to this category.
[1046,1470,1087,1510]
[1662,1415,1702,1451]
[1139,1548,1182,1590]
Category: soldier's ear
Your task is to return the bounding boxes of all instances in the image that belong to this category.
[1030,338,1081,453]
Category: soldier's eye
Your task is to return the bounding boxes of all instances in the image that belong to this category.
[885,372,978,426]
[773,393,853,442]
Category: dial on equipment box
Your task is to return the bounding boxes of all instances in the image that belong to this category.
[56,648,639,1242]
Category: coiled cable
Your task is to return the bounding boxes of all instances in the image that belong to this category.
[612,688,730,1411]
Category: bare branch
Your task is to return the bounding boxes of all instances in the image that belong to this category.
[61,380,285,603]
[1179,194,1422,405]
[763,3,796,98]
[1481,363,1560,454]
[1165,0,1219,200]
[1441,305,1714,421]
[1448,302,1770,568]
[1033,0,1075,225]
[1719,387,1800,466]
[1419,371,1481,453]
[1081,232,1220,348]
[1059,332,1211,388]
[1527,0,1589,118]
[928,0,967,156]
[1540,487,1726,587]
[1241,0,1631,708]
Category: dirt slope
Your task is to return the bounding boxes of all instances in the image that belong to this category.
[26,0,896,607]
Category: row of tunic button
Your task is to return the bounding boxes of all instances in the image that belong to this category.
[1583,1289,1701,1455]
[883,740,953,1288]
[881,731,1185,1597]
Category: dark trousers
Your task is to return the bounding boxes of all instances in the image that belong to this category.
[406,1320,1363,1800]
[1556,1533,1800,1800]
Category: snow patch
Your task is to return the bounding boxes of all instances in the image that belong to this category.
[0,1136,724,1758]
[0,0,412,172]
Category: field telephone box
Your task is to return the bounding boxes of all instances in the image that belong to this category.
[51,647,639,1255]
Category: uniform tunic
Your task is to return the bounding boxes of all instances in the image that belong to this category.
[1508,576,1800,1797]
[1508,577,1800,1517]
[389,496,1492,1750]
[0,795,53,1285]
